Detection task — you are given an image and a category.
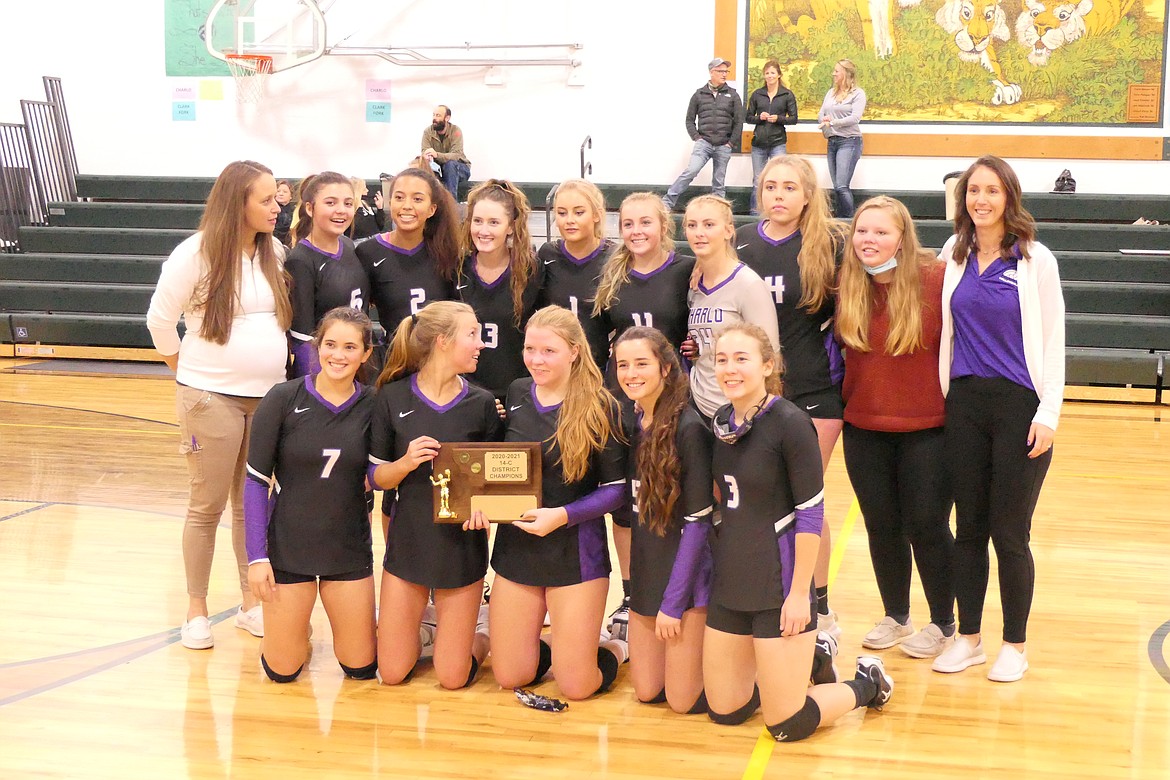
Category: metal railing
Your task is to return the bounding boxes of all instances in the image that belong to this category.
[0,123,37,252]
[22,100,74,213]
[580,135,592,178]
[544,183,560,245]
[42,77,78,199]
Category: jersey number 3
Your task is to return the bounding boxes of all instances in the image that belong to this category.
[321,448,341,479]
[722,475,740,509]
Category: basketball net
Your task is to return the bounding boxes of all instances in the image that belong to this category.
[225,54,274,104]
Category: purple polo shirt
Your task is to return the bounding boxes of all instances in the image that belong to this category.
[949,246,1034,392]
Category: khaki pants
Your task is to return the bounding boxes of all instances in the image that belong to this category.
[176,385,261,599]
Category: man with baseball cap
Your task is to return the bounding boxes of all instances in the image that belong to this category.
[662,58,744,210]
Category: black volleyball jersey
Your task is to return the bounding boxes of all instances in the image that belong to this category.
[710,397,824,611]
[603,253,696,348]
[286,237,371,341]
[735,223,839,399]
[537,239,614,369]
[456,255,545,399]
[356,235,456,334]
[246,376,375,576]
[369,374,504,588]
[491,377,627,587]
[628,406,714,617]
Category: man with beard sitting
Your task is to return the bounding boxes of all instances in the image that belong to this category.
[421,105,472,201]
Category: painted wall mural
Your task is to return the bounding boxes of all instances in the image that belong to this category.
[745,0,1166,123]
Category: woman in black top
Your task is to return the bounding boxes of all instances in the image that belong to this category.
[746,60,798,216]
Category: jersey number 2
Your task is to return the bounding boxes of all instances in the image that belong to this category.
[321,448,341,479]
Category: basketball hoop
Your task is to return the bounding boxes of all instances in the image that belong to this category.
[225,54,274,104]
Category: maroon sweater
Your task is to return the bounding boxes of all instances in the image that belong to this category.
[841,261,945,432]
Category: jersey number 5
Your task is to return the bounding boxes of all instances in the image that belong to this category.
[722,475,740,509]
[321,448,341,479]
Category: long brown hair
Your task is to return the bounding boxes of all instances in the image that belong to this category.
[836,196,938,355]
[458,179,535,327]
[314,306,375,384]
[289,171,352,246]
[593,193,674,316]
[757,155,844,312]
[376,300,475,388]
[193,160,291,345]
[388,167,462,281]
[613,327,687,537]
[951,155,1036,265]
[526,306,619,483]
[714,321,784,396]
[761,59,787,89]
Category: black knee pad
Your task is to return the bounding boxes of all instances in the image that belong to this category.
[642,688,667,705]
[595,647,620,695]
[767,697,821,743]
[686,690,708,715]
[463,656,481,689]
[526,638,553,688]
[340,659,378,680]
[261,654,303,684]
[709,685,760,725]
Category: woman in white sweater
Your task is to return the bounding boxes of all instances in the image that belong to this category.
[933,155,1065,683]
[147,160,293,650]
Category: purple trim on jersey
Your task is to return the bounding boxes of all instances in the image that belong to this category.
[366,462,380,490]
[471,255,510,290]
[578,517,610,582]
[289,339,317,379]
[949,251,1033,391]
[697,262,747,296]
[564,482,625,527]
[244,475,275,562]
[756,223,801,247]
[628,252,676,281]
[559,239,607,266]
[529,382,562,414]
[298,238,343,261]
[374,233,425,256]
[824,330,845,386]
[794,498,824,536]
[411,373,470,413]
[304,374,363,414]
[777,532,796,599]
[659,520,711,619]
[728,395,780,429]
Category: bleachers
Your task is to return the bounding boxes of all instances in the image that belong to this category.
[3,175,1167,400]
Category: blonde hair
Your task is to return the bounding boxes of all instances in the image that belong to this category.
[526,306,619,483]
[592,192,674,316]
[836,196,937,355]
[832,59,858,100]
[714,322,784,396]
[684,195,737,260]
[349,176,368,200]
[757,156,843,313]
[376,300,476,388]
[554,179,606,242]
[459,179,535,327]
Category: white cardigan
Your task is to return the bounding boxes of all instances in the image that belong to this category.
[938,235,1066,431]
[147,232,289,398]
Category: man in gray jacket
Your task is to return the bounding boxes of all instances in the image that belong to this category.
[663,58,744,210]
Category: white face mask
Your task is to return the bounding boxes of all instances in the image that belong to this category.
[863,255,898,276]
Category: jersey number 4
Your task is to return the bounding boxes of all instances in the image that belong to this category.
[321,448,341,479]
[722,475,740,509]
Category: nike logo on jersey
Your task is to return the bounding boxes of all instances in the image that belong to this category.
[318,263,327,272]
[373,259,385,267]
[737,243,750,250]
[805,404,820,411]
[294,406,310,414]
[399,410,415,418]
[456,284,468,290]
[509,405,523,411]
[543,259,558,265]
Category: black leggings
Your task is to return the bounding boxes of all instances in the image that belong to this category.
[944,377,1052,644]
[843,424,954,626]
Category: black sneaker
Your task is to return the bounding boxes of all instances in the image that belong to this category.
[607,598,630,643]
[811,630,839,685]
[856,655,894,709]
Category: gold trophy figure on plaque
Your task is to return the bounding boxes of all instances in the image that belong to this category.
[430,469,458,520]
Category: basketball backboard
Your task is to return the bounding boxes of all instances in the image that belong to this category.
[204,0,327,73]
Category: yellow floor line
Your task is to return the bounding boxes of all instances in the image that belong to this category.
[740,498,861,780]
[0,422,174,436]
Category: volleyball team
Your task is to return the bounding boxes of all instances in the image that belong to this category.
[145,147,1064,742]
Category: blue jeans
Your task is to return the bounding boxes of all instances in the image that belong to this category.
[664,138,733,208]
[439,160,470,201]
[826,136,863,218]
[749,142,786,215]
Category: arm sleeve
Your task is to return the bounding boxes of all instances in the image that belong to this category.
[740,273,781,354]
[564,413,628,526]
[746,91,763,125]
[367,390,397,488]
[243,388,284,562]
[1033,247,1066,431]
[146,239,202,356]
[832,89,866,130]
[421,127,435,153]
[818,91,833,123]
[289,338,316,379]
[285,248,317,342]
[780,413,826,536]
[658,418,715,618]
[732,92,744,146]
[433,128,466,164]
[685,93,700,141]
[782,93,798,125]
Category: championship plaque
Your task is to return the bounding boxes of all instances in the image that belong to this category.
[431,442,543,523]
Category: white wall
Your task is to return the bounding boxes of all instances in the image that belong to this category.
[2,0,1168,195]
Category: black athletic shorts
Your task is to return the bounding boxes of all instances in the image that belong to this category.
[787,385,844,421]
[273,564,374,585]
[706,601,815,639]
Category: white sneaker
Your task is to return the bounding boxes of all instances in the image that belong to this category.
[817,610,843,641]
[419,604,438,660]
[475,604,490,639]
[607,598,630,642]
[862,616,913,650]
[600,627,629,664]
[855,655,894,709]
[181,616,214,650]
[900,624,953,659]
[931,635,986,674]
[987,645,1028,682]
[235,605,264,638]
[812,630,839,685]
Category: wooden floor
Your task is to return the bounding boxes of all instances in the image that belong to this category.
[1,358,1167,779]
